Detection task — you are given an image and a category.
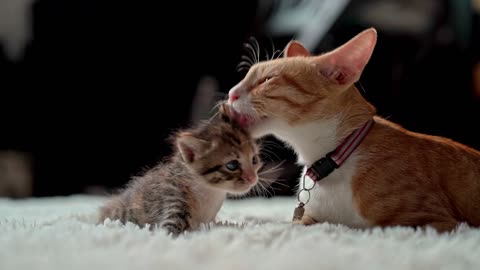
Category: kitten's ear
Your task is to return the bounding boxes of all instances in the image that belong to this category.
[314,28,377,85]
[176,132,210,163]
[284,40,310,57]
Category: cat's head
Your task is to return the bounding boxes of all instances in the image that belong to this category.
[174,104,262,194]
[226,28,377,137]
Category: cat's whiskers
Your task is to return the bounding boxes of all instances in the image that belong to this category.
[271,50,281,60]
[275,45,287,59]
[249,37,260,64]
[264,48,270,62]
[268,37,275,60]
[237,63,252,72]
[241,55,254,67]
[236,54,255,72]
[244,43,257,65]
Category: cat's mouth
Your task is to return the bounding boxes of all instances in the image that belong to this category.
[228,107,265,128]
[234,112,255,128]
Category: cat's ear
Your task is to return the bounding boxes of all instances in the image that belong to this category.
[314,28,377,85]
[176,132,210,163]
[284,40,310,57]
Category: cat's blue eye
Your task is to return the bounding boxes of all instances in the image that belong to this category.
[252,155,258,165]
[225,160,239,171]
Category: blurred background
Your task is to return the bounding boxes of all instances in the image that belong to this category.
[1,0,480,198]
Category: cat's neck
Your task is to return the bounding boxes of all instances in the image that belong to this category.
[273,86,375,166]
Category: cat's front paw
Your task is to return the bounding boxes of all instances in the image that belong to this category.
[292,215,318,226]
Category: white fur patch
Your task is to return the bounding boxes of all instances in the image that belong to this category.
[299,154,369,228]
[189,183,227,227]
[254,117,370,228]
[229,84,370,228]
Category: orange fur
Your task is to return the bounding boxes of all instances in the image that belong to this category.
[228,28,480,232]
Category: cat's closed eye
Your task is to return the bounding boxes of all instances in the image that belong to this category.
[225,160,239,171]
[252,155,258,165]
[255,76,274,87]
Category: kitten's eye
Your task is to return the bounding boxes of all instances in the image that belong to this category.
[225,160,240,171]
[252,155,258,165]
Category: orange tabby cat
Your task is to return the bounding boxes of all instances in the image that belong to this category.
[225,28,480,232]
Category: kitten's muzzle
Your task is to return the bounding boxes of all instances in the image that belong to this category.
[242,172,257,185]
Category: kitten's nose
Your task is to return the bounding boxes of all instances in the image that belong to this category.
[244,174,257,185]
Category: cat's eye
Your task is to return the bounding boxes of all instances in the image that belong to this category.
[225,160,240,171]
[256,76,274,86]
[252,155,258,165]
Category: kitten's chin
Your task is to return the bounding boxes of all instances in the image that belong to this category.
[205,181,254,195]
[227,182,257,195]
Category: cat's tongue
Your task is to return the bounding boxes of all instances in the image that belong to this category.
[229,108,253,128]
[237,114,253,127]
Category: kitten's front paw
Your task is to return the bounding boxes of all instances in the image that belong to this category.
[292,215,318,226]
[163,224,183,236]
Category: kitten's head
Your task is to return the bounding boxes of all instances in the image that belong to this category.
[226,28,377,137]
[174,103,262,195]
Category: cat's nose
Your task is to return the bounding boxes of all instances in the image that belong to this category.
[229,93,239,103]
[228,82,244,103]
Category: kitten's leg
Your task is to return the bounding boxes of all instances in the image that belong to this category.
[160,217,190,236]
[293,214,318,226]
[145,188,192,236]
[98,197,128,224]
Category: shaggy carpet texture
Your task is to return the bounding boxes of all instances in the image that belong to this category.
[1,195,479,270]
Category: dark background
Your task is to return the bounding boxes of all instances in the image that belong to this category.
[1,0,480,198]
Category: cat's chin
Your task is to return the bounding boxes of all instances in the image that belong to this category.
[229,109,255,128]
[227,105,273,137]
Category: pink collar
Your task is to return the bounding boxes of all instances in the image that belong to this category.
[306,119,374,182]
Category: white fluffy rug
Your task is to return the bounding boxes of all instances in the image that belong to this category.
[1,195,480,270]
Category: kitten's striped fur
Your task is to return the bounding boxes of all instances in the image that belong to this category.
[227,28,480,232]
[98,106,262,235]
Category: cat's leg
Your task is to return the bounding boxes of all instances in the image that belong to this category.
[293,214,318,226]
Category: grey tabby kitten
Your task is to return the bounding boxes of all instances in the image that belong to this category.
[98,105,262,235]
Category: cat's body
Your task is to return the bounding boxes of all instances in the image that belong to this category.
[98,108,261,235]
[226,28,480,232]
